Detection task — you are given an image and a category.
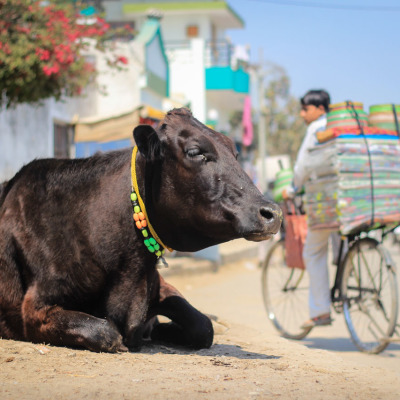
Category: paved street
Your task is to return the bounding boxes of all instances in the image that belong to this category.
[2,237,400,399]
[163,237,400,376]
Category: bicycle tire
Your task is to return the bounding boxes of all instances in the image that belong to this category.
[341,237,399,354]
[261,239,312,340]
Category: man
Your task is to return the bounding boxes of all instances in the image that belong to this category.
[291,89,334,329]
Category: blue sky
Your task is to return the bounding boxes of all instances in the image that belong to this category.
[227,0,400,111]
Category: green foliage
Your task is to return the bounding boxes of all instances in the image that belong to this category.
[0,0,131,108]
[262,64,305,163]
[228,63,305,164]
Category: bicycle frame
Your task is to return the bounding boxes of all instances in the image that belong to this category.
[330,234,353,311]
[330,224,399,313]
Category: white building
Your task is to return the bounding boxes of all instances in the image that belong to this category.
[0,13,170,180]
[74,15,170,156]
[0,1,251,182]
[103,0,250,135]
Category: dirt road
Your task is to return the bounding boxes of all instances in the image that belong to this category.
[1,251,400,399]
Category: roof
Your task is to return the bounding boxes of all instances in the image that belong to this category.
[123,1,244,29]
[74,106,165,143]
[135,16,161,44]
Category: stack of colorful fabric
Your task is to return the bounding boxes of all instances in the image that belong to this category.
[326,106,368,130]
[304,102,400,235]
[368,104,400,131]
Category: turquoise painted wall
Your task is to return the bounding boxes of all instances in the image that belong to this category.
[205,67,249,93]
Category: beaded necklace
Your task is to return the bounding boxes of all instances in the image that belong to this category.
[130,146,171,268]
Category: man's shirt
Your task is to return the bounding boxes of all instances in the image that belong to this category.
[293,114,327,190]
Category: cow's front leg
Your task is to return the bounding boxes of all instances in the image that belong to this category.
[123,281,150,351]
[123,308,148,351]
[22,286,126,353]
[150,276,213,349]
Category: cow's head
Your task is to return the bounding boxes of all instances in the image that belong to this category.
[133,108,282,252]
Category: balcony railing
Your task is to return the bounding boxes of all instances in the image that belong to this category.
[164,39,249,69]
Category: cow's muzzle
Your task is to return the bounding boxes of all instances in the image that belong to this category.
[243,202,282,242]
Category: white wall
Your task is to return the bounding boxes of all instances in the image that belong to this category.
[0,95,95,181]
[95,42,143,117]
[131,14,212,43]
[0,102,51,181]
[161,15,212,41]
[167,38,205,122]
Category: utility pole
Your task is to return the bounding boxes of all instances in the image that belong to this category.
[257,49,267,193]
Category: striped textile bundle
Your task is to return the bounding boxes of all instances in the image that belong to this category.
[368,104,400,131]
[327,101,368,130]
[304,128,400,235]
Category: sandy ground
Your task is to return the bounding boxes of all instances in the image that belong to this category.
[1,251,400,399]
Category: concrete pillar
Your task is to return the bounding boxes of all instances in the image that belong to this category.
[190,38,206,123]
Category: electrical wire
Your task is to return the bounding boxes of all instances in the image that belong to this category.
[248,0,400,12]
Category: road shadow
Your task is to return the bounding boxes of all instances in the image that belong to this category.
[139,341,281,360]
[302,336,400,356]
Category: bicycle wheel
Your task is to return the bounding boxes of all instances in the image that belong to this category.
[341,237,399,354]
[261,239,312,340]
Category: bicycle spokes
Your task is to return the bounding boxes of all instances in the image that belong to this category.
[341,238,398,354]
[261,240,312,340]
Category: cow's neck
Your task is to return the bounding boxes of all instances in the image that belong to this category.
[131,146,171,268]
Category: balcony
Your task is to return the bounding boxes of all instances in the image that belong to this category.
[205,40,249,94]
[165,39,250,94]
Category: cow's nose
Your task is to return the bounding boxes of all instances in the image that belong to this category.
[260,203,282,234]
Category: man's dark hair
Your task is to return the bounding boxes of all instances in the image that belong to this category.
[301,89,330,113]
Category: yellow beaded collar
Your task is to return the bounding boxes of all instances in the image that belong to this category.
[130,146,172,265]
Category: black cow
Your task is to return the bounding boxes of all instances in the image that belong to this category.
[0,108,281,352]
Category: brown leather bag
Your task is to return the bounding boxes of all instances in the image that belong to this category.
[284,203,307,270]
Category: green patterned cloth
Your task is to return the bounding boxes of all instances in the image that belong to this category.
[304,134,400,234]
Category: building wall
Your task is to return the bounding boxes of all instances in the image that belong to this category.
[140,88,164,111]
[159,15,212,42]
[0,95,95,181]
[167,38,206,122]
[146,34,167,79]
[0,103,51,181]
[95,42,143,117]
[124,14,212,43]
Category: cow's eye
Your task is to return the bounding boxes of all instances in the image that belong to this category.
[186,148,209,162]
[187,148,201,157]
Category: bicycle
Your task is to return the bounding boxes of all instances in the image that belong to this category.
[261,198,400,354]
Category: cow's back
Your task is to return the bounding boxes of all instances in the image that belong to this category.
[0,149,134,336]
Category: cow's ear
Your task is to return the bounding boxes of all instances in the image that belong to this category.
[133,125,163,161]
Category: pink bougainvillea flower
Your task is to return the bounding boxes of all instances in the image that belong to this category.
[117,56,128,65]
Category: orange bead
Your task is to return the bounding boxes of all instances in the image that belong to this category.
[141,220,147,227]
[136,221,142,229]
[138,212,145,221]
[133,213,139,222]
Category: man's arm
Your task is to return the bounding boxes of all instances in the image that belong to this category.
[293,118,326,190]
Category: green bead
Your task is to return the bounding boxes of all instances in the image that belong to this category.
[161,249,165,255]
[134,205,140,213]
[154,244,160,251]
[142,229,148,237]
[155,250,162,257]
[130,192,137,201]
[144,239,150,247]
[148,246,155,253]
[149,237,156,245]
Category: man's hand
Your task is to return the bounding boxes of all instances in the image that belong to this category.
[282,186,295,200]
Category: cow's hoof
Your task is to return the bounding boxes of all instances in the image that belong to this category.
[88,324,124,353]
[118,343,129,352]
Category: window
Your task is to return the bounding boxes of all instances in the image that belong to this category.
[54,123,74,158]
[186,25,199,38]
